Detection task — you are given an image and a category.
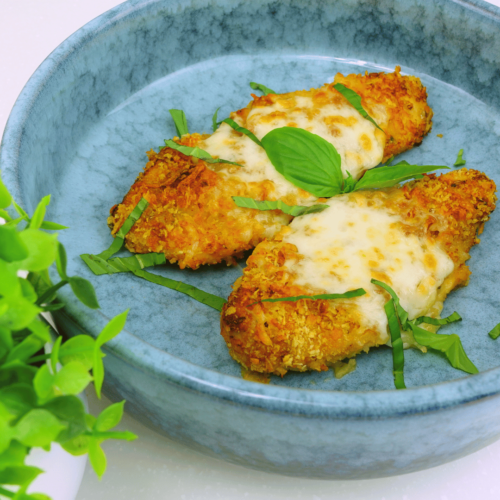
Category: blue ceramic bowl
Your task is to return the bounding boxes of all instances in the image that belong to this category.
[2,0,500,479]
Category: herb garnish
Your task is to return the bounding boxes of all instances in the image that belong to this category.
[163,140,242,167]
[249,82,277,95]
[454,149,466,167]
[384,298,406,389]
[488,322,500,340]
[232,197,329,217]
[253,288,366,305]
[169,109,189,137]
[81,199,227,311]
[0,178,136,492]
[221,118,263,147]
[212,107,221,132]
[371,279,478,389]
[333,83,384,132]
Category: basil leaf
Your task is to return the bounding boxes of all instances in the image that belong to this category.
[232,197,329,217]
[68,276,99,309]
[454,149,466,167]
[354,164,448,191]
[169,109,189,137]
[14,409,66,447]
[249,82,277,95]
[164,140,242,167]
[257,288,366,304]
[371,279,409,327]
[409,323,478,374]
[81,253,166,276]
[0,226,29,262]
[488,322,500,340]
[413,312,462,326]
[333,83,384,132]
[128,267,227,312]
[212,107,220,132]
[342,171,356,193]
[221,118,263,147]
[88,438,107,479]
[0,173,12,209]
[94,400,125,432]
[384,299,406,389]
[261,127,343,197]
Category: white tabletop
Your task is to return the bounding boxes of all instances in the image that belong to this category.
[2,1,500,499]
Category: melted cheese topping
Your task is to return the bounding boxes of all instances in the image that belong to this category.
[282,194,454,341]
[199,84,386,200]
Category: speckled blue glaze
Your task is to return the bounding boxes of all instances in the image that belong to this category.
[2,0,500,479]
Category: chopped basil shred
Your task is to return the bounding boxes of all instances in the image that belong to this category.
[255,288,366,305]
[371,279,478,386]
[212,107,220,132]
[488,322,500,340]
[232,197,329,217]
[221,118,263,147]
[333,83,384,132]
[81,199,227,310]
[384,299,406,389]
[163,140,242,167]
[169,109,189,137]
[454,149,466,167]
[249,82,277,95]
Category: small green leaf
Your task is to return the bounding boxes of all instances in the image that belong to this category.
[371,279,409,328]
[55,361,93,395]
[60,434,91,456]
[14,409,66,447]
[29,195,51,230]
[92,352,105,400]
[94,401,125,432]
[0,226,29,262]
[68,277,100,309]
[212,107,220,132]
[488,322,500,340]
[55,242,68,279]
[59,335,95,370]
[95,310,129,350]
[261,127,343,198]
[0,298,42,332]
[169,109,189,137]
[232,197,329,217]
[342,171,357,193]
[92,430,137,441]
[249,82,277,95]
[409,323,478,374]
[0,465,42,485]
[0,259,21,297]
[12,201,29,220]
[256,288,366,304]
[0,441,28,469]
[16,229,58,272]
[51,336,62,374]
[88,438,107,479]
[333,83,384,132]
[164,140,242,167]
[33,364,56,402]
[221,118,262,147]
[454,149,466,167]
[384,299,406,389]
[18,279,37,303]
[0,384,36,417]
[0,208,13,222]
[43,396,87,443]
[39,220,69,230]
[0,173,12,209]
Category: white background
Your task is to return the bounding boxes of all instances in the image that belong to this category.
[2,1,500,499]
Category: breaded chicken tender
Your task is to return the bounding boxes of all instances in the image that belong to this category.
[108,67,433,269]
[220,169,496,376]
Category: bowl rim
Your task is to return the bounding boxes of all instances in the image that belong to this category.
[2,0,500,420]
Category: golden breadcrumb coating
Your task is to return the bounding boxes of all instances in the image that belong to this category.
[220,169,496,376]
[108,68,433,269]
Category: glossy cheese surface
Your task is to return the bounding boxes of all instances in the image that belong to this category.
[200,84,386,200]
[282,194,455,341]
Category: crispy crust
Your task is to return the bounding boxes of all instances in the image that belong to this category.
[108,68,433,269]
[220,169,497,376]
